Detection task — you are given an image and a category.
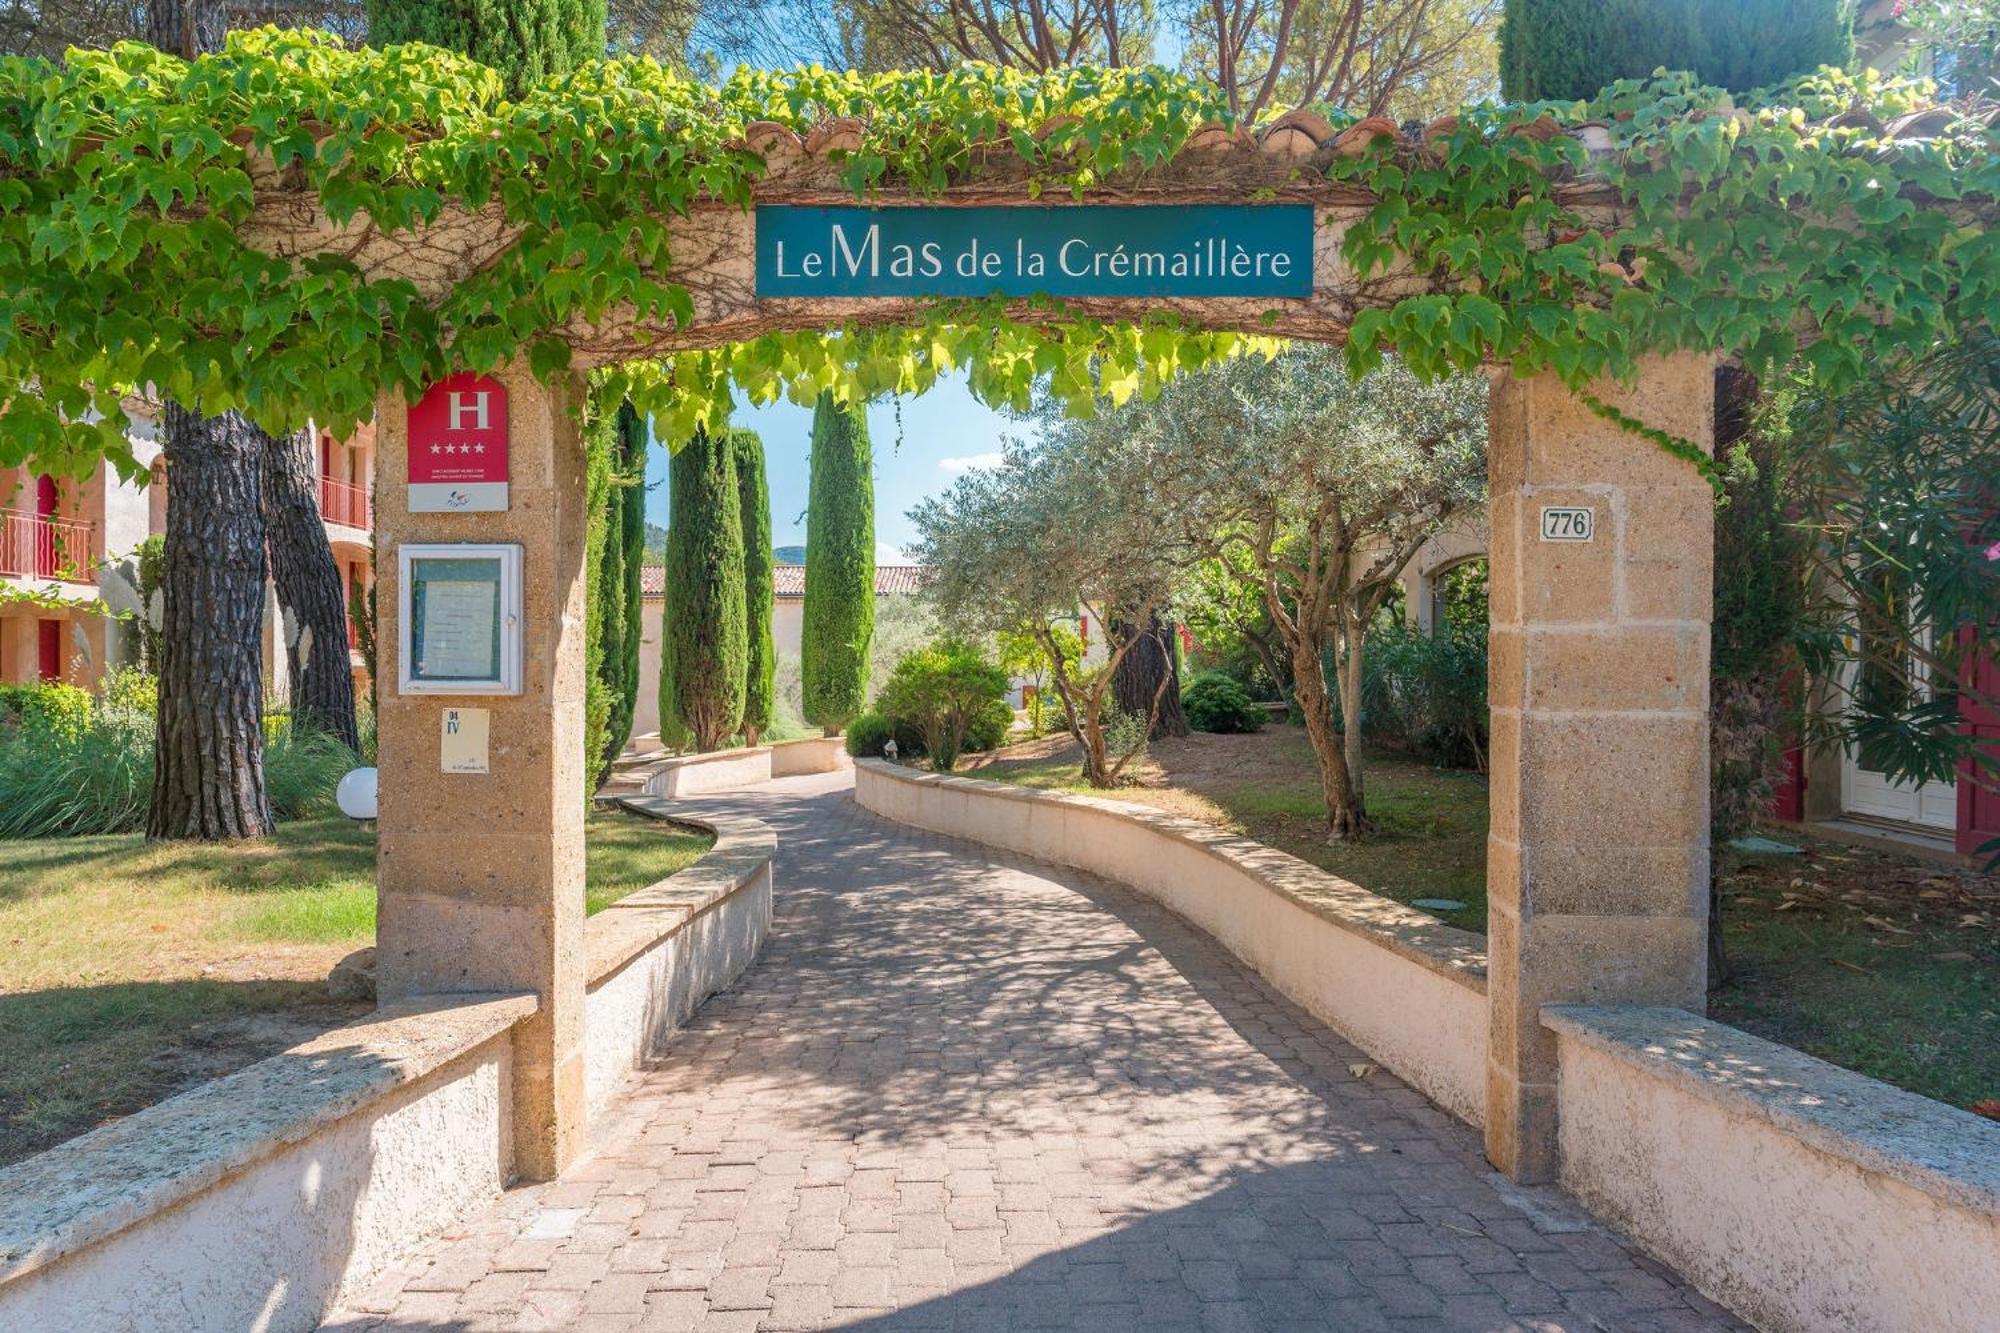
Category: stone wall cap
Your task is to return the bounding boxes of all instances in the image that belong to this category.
[586,798,777,985]
[0,991,536,1289]
[856,759,1487,992]
[1542,1005,2000,1220]
[647,746,773,771]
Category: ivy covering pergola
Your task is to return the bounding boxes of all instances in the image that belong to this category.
[2,30,1993,1183]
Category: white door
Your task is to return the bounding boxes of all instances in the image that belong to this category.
[1840,619,1958,830]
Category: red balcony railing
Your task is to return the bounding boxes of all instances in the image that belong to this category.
[319,475,372,530]
[0,508,94,582]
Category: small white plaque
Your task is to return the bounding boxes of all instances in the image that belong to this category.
[440,707,490,774]
[1539,506,1595,542]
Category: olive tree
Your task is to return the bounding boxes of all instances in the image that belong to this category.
[910,433,1189,789]
[1091,347,1486,837]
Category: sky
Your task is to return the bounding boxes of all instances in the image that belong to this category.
[643,369,1017,563]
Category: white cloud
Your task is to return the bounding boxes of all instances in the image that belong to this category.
[876,543,907,564]
[937,452,1004,473]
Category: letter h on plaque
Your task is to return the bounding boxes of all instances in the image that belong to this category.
[409,373,510,513]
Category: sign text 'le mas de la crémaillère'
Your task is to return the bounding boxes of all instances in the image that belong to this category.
[755,205,1314,300]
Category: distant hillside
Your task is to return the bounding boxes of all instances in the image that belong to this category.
[773,545,806,564]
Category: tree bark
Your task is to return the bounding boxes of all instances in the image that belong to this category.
[261,424,359,752]
[1287,628,1370,839]
[148,404,274,840]
[1337,610,1367,810]
[1110,610,1189,738]
[146,0,228,57]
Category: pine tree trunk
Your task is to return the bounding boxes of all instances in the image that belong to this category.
[261,425,359,752]
[147,0,229,58]
[1110,611,1189,738]
[148,404,274,840]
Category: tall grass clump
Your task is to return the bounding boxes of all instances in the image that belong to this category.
[0,674,355,837]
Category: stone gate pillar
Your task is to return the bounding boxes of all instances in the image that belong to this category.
[374,363,590,1181]
[1485,357,1714,1182]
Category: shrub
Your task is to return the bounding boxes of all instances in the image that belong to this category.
[843,709,925,759]
[0,681,94,741]
[845,710,893,758]
[0,711,150,838]
[99,666,157,721]
[1182,671,1264,734]
[0,688,355,838]
[1499,0,1852,102]
[875,639,1009,772]
[263,723,357,820]
[962,696,1015,753]
[1361,622,1489,770]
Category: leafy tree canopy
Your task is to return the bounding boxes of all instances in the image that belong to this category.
[0,30,1991,484]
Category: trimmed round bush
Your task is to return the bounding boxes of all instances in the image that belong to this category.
[844,710,894,758]
[1182,672,1264,734]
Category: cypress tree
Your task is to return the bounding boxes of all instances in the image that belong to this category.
[733,428,775,746]
[801,392,874,735]
[581,405,616,794]
[1499,0,1851,103]
[368,0,608,97]
[666,426,747,751]
[603,402,647,761]
[656,570,691,751]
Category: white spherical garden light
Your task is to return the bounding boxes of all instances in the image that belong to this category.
[336,766,379,822]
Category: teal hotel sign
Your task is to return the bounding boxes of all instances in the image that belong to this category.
[755,204,1314,300]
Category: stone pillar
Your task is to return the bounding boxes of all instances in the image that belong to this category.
[1485,357,1714,1182]
[374,363,590,1181]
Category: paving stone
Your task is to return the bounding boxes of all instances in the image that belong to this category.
[340,774,1741,1333]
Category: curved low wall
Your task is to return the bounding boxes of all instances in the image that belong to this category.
[584,799,776,1117]
[644,746,772,797]
[0,993,533,1332]
[1547,1005,2000,1333]
[770,735,852,777]
[0,803,780,1333]
[854,759,1489,1125]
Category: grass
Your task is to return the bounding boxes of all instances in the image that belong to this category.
[964,727,1999,1112]
[0,810,712,1166]
[1708,838,1999,1111]
[964,728,1491,931]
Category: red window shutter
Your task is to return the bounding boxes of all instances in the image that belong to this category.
[1958,626,2000,857]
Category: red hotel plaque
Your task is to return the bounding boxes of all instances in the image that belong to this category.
[408,373,509,512]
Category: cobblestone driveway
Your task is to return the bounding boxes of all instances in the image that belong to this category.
[328,772,1746,1332]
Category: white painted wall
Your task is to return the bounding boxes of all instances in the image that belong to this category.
[1547,1006,2000,1333]
[0,996,531,1333]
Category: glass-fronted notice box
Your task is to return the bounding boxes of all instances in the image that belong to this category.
[397,543,523,695]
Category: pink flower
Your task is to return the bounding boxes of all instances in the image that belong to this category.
[1988,541,2000,561]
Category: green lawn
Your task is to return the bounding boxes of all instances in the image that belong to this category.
[965,728,1999,1112]
[0,811,711,1166]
